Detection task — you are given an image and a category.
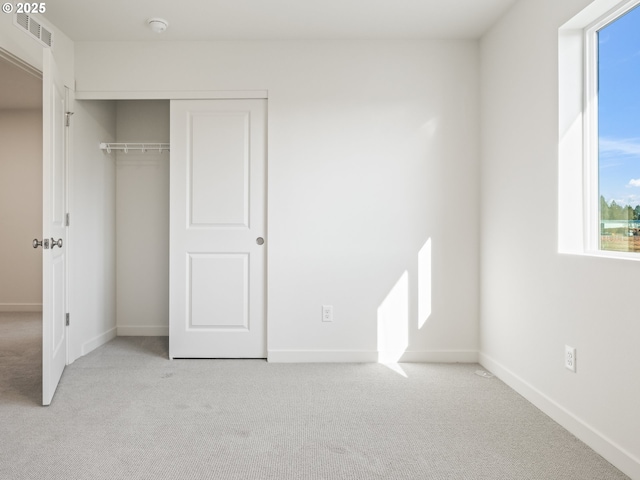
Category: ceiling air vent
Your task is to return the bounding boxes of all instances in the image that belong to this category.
[13,13,54,48]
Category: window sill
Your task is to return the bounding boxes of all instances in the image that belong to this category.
[565,248,640,262]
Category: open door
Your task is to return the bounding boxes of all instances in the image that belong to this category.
[40,49,67,405]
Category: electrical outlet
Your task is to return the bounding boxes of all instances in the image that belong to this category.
[565,345,576,372]
[322,305,333,322]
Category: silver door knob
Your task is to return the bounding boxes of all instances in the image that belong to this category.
[33,238,50,249]
[50,238,63,249]
[256,237,264,245]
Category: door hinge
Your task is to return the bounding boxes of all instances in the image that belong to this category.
[65,313,70,326]
[65,112,74,127]
[66,213,70,227]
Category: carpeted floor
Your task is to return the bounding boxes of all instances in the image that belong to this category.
[0,312,629,479]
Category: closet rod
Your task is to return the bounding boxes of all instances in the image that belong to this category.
[99,142,170,154]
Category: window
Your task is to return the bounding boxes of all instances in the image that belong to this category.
[585,1,640,254]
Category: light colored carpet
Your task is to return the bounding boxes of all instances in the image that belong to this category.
[0,313,629,479]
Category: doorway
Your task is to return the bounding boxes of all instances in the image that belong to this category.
[0,51,43,405]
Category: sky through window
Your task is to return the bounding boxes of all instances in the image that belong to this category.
[598,4,640,209]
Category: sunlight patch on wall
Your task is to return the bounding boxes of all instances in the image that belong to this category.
[377,271,409,365]
[558,26,587,254]
[418,237,432,329]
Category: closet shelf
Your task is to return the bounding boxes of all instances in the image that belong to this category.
[99,142,170,154]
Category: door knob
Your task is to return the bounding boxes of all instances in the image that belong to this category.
[33,238,50,249]
[50,238,63,249]
[256,237,264,245]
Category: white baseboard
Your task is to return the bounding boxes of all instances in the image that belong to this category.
[479,353,640,479]
[0,303,42,312]
[81,327,117,356]
[267,349,478,363]
[117,325,169,336]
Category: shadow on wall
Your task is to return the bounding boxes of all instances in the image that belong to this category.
[377,238,432,376]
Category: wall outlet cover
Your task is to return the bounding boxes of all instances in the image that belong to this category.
[322,305,333,322]
[565,345,576,372]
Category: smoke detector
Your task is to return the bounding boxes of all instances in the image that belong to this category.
[147,18,168,34]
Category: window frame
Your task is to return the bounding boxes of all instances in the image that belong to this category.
[583,0,640,259]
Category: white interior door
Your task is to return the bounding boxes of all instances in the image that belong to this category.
[41,49,67,405]
[169,99,267,358]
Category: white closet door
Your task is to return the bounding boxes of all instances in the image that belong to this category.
[169,99,267,358]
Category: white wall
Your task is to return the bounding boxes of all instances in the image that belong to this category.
[0,110,42,311]
[69,100,117,361]
[480,0,640,477]
[115,100,170,336]
[0,12,74,88]
[74,40,481,362]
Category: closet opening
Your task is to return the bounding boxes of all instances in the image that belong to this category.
[112,100,170,337]
[72,99,170,352]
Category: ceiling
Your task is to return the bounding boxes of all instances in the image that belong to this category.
[42,0,518,42]
[0,0,518,109]
[0,56,42,110]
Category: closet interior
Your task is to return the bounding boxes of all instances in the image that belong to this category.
[81,99,170,336]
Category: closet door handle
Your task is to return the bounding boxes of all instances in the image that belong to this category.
[50,238,63,249]
[256,237,264,245]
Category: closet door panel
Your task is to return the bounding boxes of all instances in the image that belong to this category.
[189,253,249,329]
[170,99,266,359]
[190,112,249,227]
